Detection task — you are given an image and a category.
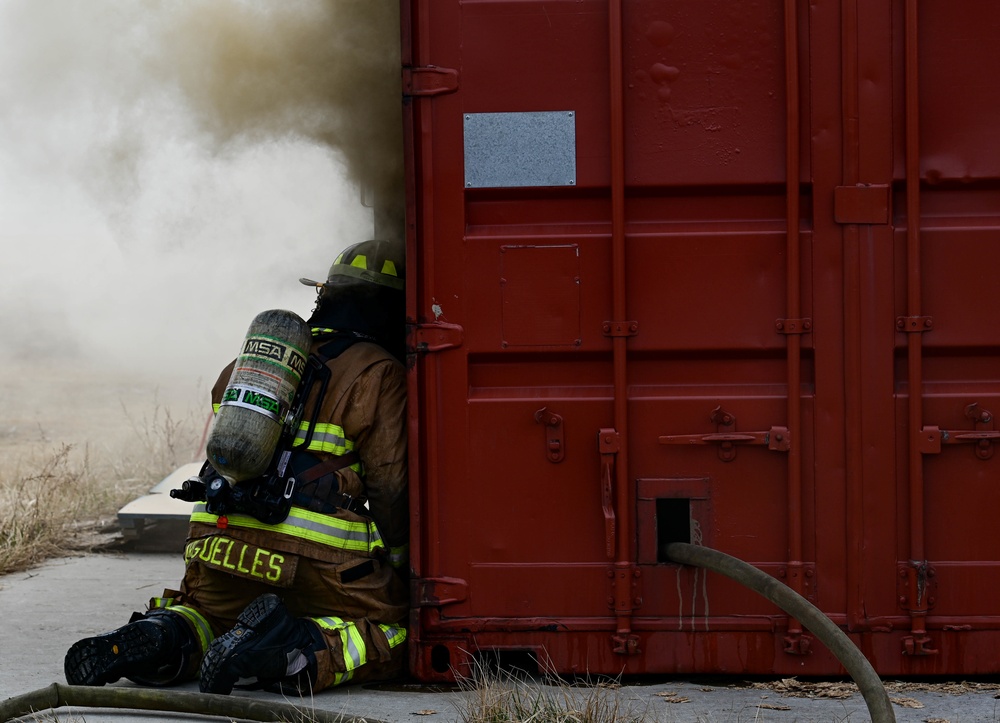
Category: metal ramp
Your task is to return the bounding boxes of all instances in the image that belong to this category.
[117,462,200,549]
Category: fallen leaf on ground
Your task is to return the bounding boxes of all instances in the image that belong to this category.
[411,711,438,716]
[751,677,1000,701]
[655,692,690,704]
[890,696,925,709]
[758,703,792,711]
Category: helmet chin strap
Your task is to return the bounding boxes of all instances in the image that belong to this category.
[309,287,324,319]
[305,280,405,362]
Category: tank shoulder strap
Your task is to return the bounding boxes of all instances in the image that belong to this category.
[291,331,363,452]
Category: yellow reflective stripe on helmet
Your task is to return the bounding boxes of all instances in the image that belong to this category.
[331,262,405,290]
[313,617,366,674]
[190,505,384,553]
[212,403,221,414]
[351,254,368,270]
[379,623,407,648]
[381,260,398,277]
[149,600,213,656]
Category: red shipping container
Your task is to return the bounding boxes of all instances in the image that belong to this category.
[400,0,1000,679]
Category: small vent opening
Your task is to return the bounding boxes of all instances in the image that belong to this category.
[656,498,691,562]
[431,644,451,673]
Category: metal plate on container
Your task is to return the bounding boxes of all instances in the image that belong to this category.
[464,111,576,188]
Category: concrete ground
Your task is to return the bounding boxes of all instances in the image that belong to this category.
[3,551,1000,722]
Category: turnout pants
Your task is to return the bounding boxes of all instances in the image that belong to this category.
[153,521,408,690]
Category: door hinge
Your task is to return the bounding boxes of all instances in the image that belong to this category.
[414,577,469,607]
[408,322,464,354]
[402,65,459,97]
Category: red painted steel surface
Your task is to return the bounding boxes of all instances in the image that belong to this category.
[400,0,1000,679]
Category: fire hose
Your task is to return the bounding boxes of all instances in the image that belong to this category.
[0,682,385,723]
[664,542,896,723]
[2,548,895,723]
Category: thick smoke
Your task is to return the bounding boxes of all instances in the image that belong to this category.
[0,0,403,380]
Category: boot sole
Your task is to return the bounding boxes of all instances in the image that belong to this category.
[199,594,283,694]
[64,622,167,686]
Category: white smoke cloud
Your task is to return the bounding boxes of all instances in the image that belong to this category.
[0,0,400,382]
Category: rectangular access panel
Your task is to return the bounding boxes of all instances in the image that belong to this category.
[401,0,1000,680]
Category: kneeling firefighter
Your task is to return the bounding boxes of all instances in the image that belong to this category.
[64,239,409,693]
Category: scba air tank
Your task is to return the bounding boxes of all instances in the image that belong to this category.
[207,309,311,482]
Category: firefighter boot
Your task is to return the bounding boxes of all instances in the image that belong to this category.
[199,593,320,695]
[64,611,190,686]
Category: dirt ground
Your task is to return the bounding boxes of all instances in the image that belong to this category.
[1,356,207,464]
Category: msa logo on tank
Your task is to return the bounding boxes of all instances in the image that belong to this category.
[241,335,308,378]
[221,385,281,418]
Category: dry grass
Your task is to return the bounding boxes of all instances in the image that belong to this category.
[454,657,657,723]
[0,403,203,577]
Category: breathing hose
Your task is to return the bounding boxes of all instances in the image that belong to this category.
[0,682,385,723]
[664,542,895,723]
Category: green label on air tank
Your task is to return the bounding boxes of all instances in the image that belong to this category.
[219,384,282,421]
[241,390,279,414]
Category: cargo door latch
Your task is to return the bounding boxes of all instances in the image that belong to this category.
[598,429,620,559]
[534,408,564,463]
[920,403,1000,460]
[658,406,791,462]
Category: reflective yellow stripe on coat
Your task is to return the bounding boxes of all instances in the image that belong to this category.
[292,422,363,473]
[190,504,384,553]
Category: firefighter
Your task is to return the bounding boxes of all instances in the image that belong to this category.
[64,239,409,693]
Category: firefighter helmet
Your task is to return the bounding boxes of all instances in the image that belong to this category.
[300,239,404,291]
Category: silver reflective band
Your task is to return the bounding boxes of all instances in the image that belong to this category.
[190,504,384,553]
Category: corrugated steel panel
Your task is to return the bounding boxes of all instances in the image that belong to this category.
[401,0,1000,679]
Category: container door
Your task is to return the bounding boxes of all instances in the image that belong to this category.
[883,1,1000,669]
[402,0,1000,679]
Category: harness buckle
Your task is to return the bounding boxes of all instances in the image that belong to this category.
[283,477,296,500]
